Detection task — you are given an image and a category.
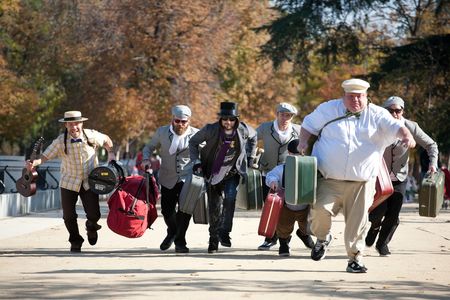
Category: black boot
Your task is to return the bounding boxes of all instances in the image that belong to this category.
[208,237,219,253]
[160,214,177,251]
[278,237,290,257]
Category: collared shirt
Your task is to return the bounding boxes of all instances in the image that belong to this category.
[302,99,403,181]
[42,129,108,192]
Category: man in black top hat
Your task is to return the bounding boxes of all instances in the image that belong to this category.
[189,101,258,253]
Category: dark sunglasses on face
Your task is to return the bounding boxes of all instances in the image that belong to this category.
[173,119,188,124]
[222,117,237,122]
[387,108,403,114]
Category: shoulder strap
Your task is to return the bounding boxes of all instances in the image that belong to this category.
[317,111,360,139]
[128,178,145,214]
[282,165,285,189]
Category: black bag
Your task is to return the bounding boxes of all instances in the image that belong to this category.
[88,160,125,194]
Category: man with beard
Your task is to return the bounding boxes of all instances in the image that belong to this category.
[26,111,114,252]
[189,102,258,253]
[142,105,199,253]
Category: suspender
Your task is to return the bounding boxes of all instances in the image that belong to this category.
[317,111,361,140]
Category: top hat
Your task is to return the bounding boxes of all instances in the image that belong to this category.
[218,102,239,117]
[58,111,88,123]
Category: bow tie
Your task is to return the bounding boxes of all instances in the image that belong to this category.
[71,138,82,143]
[345,110,361,119]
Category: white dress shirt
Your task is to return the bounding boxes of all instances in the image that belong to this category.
[301,99,403,181]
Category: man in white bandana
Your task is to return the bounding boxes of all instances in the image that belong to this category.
[255,103,314,251]
[142,105,199,253]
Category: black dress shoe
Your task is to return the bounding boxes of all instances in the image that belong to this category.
[87,230,98,246]
[160,235,175,251]
[175,245,190,253]
[86,223,101,246]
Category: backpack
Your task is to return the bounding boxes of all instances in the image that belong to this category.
[107,173,159,238]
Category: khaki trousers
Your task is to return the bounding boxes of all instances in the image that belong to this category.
[309,177,376,260]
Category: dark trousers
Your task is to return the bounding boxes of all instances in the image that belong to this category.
[369,181,406,247]
[160,182,192,247]
[276,206,309,239]
[207,174,240,241]
[60,186,100,244]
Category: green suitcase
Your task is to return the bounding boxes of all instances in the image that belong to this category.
[285,155,317,205]
[236,168,263,210]
[419,171,445,217]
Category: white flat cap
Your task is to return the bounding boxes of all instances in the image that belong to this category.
[276,102,298,115]
[172,105,191,120]
[383,96,405,108]
[341,78,370,93]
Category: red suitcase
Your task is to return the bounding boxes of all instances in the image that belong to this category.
[369,158,394,212]
[258,192,284,237]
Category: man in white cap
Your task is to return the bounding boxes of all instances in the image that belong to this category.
[297,79,416,273]
[26,111,114,252]
[255,102,314,251]
[366,96,438,256]
[142,105,199,253]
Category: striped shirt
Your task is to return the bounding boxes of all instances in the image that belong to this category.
[42,129,109,192]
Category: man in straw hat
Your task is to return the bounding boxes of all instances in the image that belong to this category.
[189,101,258,253]
[141,105,199,253]
[296,79,416,273]
[26,111,114,252]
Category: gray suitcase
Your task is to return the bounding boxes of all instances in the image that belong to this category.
[179,172,205,214]
[236,168,263,210]
[193,193,208,224]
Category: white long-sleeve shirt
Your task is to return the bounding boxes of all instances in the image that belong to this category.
[301,99,403,181]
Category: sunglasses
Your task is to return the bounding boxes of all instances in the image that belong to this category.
[173,119,188,124]
[221,117,237,122]
[387,108,403,114]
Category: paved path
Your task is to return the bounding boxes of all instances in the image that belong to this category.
[1,202,449,299]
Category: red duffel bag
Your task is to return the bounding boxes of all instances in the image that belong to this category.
[107,173,159,238]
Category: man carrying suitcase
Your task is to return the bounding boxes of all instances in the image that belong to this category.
[297,79,416,273]
[189,101,258,253]
[141,105,199,253]
[366,96,438,256]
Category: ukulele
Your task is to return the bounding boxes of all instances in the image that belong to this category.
[16,137,44,197]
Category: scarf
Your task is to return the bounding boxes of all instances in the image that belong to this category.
[168,125,190,155]
[273,120,292,144]
[211,129,237,175]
